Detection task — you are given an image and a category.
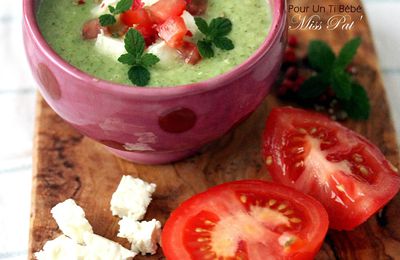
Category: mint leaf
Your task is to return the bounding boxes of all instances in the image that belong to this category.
[197,40,214,58]
[213,37,234,50]
[298,74,329,99]
[335,37,361,69]
[114,0,133,14]
[331,69,352,100]
[344,83,370,120]
[141,53,160,67]
[209,17,232,38]
[194,17,209,35]
[108,5,116,13]
[124,29,145,58]
[128,65,150,86]
[99,14,116,26]
[118,53,135,65]
[308,40,335,72]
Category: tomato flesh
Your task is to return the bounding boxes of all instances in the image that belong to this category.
[148,0,187,24]
[157,16,187,48]
[120,9,156,45]
[176,41,202,64]
[162,180,328,260]
[263,107,400,230]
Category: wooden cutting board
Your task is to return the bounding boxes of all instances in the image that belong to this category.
[28,0,400,259]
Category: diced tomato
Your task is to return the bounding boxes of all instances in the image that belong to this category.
[120,9,156,45]
[148,0,186,24]
[82,18,109,40]
[157,16,187,48]
[162,180,329,260]
[263,107,400,230]
[176,41,201,64]
[186,0,208,15]
[120,9,153,27]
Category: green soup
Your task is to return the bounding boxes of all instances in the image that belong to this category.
[37,0,271,87]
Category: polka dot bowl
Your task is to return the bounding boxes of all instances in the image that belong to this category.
[23,0,287,164]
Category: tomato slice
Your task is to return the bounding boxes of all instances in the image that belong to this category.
[176,41,202,64]
[148,0,187,24]
[157,16,187,48]
[186,0,208,15]
[263,107,400,230]
[162,180,328,260]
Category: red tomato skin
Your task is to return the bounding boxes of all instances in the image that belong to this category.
[157,16,187,48]
[161,180,329,260]
[148,0,187,24]
[262,107,400,230]
[176,41,202,65]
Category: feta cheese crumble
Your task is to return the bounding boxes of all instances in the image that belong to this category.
[95,31,126,60]
[118,218,161,255]
[51,199,93,244]
[83,233,137,260]
[147,40,180,68]
[35,235,86,260]
[110,175,156,220]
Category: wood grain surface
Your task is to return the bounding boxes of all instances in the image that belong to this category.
[28,0,400,259]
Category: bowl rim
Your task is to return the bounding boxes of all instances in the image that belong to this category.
[23,0,286,98]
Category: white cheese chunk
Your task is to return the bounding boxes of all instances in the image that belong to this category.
[83,233,136,260]
[142,0,160,6]
[181,11,199,36]
[51,199,93,244]
[110,175,156,220]
[95,31,126,60]
[118,218,161,255]
[147,40,180,68]
[35,235,86,260]
[91,0,119,17]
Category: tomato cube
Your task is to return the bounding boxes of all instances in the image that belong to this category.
[157,16,187,48]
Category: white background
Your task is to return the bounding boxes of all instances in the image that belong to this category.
[0,0,399,259]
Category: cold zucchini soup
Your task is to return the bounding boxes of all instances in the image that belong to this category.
[37,0,272,87]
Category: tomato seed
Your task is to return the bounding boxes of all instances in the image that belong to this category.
[268,199,277,206]
[240,195,247,203]
[298,128,307,134]
[336,184,345,192]
[204,220,216,226]
[353,153,363,163]
[278,204,287,211]
[265,156,273,165]
[290,217,302,223]
[283,210,294,216]
[359,166,369,175]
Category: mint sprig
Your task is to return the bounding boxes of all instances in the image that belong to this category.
[118,29,160,86]
[99,0,133,26]
[298,37,370,120]
[194,17,234,58]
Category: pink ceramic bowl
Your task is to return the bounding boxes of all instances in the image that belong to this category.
[23,0,287,164]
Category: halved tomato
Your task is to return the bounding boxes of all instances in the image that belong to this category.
[262,107,400,230]
[157,16,187,48]
[176,41,202,64]
[162,180,328,260]
[147,0,186,24]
